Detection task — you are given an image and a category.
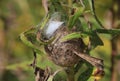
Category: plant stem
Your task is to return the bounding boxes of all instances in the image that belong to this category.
[111,39,117,81]
[67,0,72,15]
[110,0,120,81]
[67,0,72,7]
[66,67,75,81]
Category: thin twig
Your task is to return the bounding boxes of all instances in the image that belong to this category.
[30,51,37,68]
[91,0,104,28]
[83,14,92,29]
[110,0,119,81]
[111,39,117,81]
[80,0,85,8]
[42,0,48,14]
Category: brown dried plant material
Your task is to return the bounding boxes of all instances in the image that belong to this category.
[30,51,51,81]
[42,0,48,14]
[34,67,51,81]
[44,26,104,70]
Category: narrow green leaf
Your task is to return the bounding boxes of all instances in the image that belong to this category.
[79,17,90,31]
[96,29,120,36]
[77,63,93,81]
[74,60,84,74]
[6,61,31,71]
[20,33,44,54]
[74,18,83,31]
[61,32,87,42]
[40,14,50,30]
[68,7,84,29]
[20,33,35,48]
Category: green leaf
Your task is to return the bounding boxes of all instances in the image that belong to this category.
[20,33,35,48]
[79,17,89,31]
[83,31,104,49]
[68,7,84,29]
[89,32,104,49]
[61,32,87,42]
[74,18,82,31]
[20,32,44,55]
[96,29,120,36]
[6,61,30,70]
[74,60,84,74]
[82,0,90,9]
[61,30,104,49]
[40,14,50,30]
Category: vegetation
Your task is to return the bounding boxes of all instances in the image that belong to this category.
[0,0,120,81]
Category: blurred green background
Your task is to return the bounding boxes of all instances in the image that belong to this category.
[0,0,120,81]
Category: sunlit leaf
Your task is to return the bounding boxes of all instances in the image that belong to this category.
[83,31,104,49]
[61,32,87,42]
[40,14,50,30]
